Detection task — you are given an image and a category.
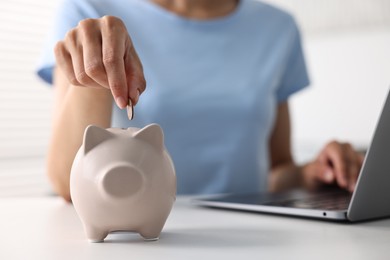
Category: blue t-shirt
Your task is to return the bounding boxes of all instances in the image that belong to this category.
[37,0,310,195]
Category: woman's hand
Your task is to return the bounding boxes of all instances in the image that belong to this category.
[54,16,146,109]
[302,141,365,192]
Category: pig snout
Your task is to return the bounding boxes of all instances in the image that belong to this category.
[99,164,143,199]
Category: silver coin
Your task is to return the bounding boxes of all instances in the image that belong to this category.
[127,99,134,120]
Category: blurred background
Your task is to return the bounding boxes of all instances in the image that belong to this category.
[0,0,389,197]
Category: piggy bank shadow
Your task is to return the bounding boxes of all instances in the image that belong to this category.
[104,227,290,248]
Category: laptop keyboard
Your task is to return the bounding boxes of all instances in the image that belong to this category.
[266,192,352,210]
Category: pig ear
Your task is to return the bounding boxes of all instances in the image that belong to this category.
[83,125,113,154]
[134,124,164,150]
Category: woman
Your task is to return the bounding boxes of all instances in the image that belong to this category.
[37,0,363,202]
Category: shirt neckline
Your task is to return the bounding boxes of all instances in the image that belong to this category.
[137,0,246,27]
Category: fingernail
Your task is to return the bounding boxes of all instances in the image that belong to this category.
[349,183,356,192]
[134,89,140,104]
[115,96,126,109]
[325,171,333,182]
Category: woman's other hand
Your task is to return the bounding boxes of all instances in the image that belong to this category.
[302,141,365,192]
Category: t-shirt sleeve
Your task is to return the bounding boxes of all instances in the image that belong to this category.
[276,20,310,103]
[36,0,90,85]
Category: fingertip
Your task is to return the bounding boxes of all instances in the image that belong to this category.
[338,177,348,189]
[349,182,356,193]
[134,88,140,104]
[115,96,127,109]
[130,88,140,105]
[335,168,348,188]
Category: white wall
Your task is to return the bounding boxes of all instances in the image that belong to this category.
[262,0,390,163]
[291,30,390,163]
[0,0,58,197]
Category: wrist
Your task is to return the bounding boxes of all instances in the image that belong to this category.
[269,163,305,192]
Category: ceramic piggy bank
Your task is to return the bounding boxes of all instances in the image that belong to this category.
[70,124,176,242]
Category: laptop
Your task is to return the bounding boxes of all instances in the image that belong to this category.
[193,89,390,222]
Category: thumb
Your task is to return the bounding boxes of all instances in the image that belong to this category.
[124,44,146,106]
[317,166,335,184]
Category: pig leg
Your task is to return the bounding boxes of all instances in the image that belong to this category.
[139,230,160,241]
[139,206,172,241]
[139,224,164,241]
[84,225,108,243]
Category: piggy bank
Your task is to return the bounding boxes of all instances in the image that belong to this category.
[70,124,176,242]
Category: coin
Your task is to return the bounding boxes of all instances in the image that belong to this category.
[127,98,134,120]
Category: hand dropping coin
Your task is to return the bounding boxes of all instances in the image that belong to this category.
[127,99,134,120]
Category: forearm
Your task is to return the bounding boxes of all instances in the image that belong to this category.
[268,101,306,192]
[47,73,112,201]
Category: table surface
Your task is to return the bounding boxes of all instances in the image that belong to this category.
[1,196,390,260]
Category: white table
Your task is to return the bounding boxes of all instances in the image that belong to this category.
[1,196,390,260]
